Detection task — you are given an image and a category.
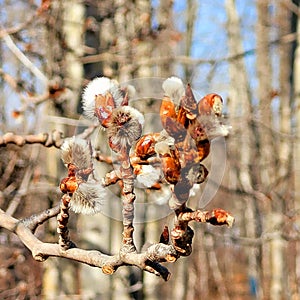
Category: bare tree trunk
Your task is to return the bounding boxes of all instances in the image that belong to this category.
[62,1,84,114]
[135,0,153,78]
[225,0,261,298]
[41,1,84,297]
[114,0,133,82]
[256,2,285,299]
[267,213,284,300]
[256,0,274,184]
[184,0,197,82]
[206,234,230,300]
[99,0,117,78]
[277,0,293,180]
[156,0,174,77]
[293,4,300,295]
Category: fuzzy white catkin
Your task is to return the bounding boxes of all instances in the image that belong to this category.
[106,106,145,149]
[119,106,145,126]
[136,165,161,188]
[70,181,106,215]
[196,115,231,140]
[82,77,121,121]
[61,137,92,169]
[162,76,185,104]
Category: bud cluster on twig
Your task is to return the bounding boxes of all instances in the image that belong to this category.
[56,76,233,278]
[0,76,234,281]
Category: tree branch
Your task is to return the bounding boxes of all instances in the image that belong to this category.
[0,131,64,148]
[21,204,60,233]
[0,208,177,280]
[57,194,73,250]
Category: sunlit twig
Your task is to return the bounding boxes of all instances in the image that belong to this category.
[1,32,48,85]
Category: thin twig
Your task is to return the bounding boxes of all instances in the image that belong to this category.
[1,33,48,85]
[171,207,234,256]
[76,124,98,139]
[0,151,18,190]
[0,68,49,107]
[47,115,92,127]
[21,204,60,233]
[6,145,41,216]
[0,68,20,90]
[5,166,33,216]
[94,151,114,164]
[0,14,36,38]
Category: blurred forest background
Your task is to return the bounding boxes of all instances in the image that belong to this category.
[0,0,300,299]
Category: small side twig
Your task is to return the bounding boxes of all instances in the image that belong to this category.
[57,194,74,250]
[6,144,41,216]
[0,13,36,38]
[178,208,235,227]
[171,206,234,256]
[144,261,171,281]
[1,33,48,84]
[103,170,121,186]
[94,151,113,164]
[76,125,98,140]
[21,204,60,233]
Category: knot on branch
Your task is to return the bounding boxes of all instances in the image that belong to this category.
[171,225,194,256]
[102,264,116,275]
[31,245,50,262]
[145,243,178,262]
[33,253,49,262]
